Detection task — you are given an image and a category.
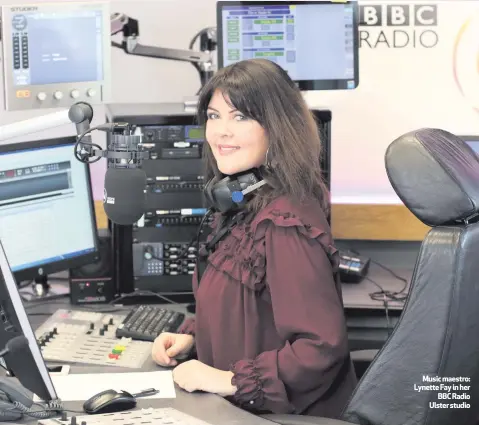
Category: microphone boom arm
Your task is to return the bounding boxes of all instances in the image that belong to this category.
[122,40,212,64]
[110,13,216,87]
[0,102,149,167]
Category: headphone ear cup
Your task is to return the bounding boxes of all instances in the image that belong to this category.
[203,177,217,209]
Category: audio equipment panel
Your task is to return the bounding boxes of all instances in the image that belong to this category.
[133,242,197,277]
[69,229,115,305]
[1,2,111,111]
[35,309,152,368]
[105,104,331,295]
[106,104,210,295]
[140,124,204,159]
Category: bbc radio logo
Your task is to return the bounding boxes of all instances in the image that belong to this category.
[359,4,439,49]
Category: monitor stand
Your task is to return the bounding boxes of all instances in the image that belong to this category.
[21,275,69,301]
[33,275,50,298]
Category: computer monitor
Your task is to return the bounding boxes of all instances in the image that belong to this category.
[216,0,359,90]
[461,136,479,154]
[1,1,111,111]
[0,136,99,288]
[0,238,57,402]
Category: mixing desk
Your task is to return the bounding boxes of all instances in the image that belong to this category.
[35,309,153,368]
[38,407,213,425]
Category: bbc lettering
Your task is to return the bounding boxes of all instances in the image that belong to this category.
[360,5,438,27]
[359,4,439,49]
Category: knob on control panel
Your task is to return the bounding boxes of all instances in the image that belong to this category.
[86,88,96,97]
[53,91,63,100]
[37,92,47,101]
[70,89,80,99]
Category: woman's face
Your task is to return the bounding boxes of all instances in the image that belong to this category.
[205,89,268,175]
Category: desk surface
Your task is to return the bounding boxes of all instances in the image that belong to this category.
[337,240,417,310]
[4,301,277,425]
[7,242,419,425]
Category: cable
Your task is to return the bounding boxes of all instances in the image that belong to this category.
[2,400,85,420]
[144,208,213,264]
[188,26,216,93]
[110,290,179,305]
[74,122,132,164]
[11,400,63,419]
[346,248,409,303]
[345,248,410,336]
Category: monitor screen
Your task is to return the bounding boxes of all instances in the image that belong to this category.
[10,8,103,87]
[462,136,479,154]
[0,137,98,282]
[216,0,359,90]
[1,2,111,111]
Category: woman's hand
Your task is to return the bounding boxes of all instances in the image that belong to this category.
[172,359,237,397]
[151,332,195,367]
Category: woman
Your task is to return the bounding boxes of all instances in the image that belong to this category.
[152,58,357,419]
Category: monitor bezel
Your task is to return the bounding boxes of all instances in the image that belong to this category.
[0,238,57,401]
[459,135,479,143]
[216,0,360,91]
[459,135,479,153]
[0,1,112,111]
[0,136,100,283]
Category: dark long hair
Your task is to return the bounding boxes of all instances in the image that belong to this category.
[197,58,329,214]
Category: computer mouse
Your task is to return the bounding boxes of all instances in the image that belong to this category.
[83,389,137,414]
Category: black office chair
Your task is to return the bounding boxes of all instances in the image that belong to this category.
[262,128,479,425]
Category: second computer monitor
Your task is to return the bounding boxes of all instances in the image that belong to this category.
[216,0,359,90]
[461,136,479,154]
[0,136,99,284]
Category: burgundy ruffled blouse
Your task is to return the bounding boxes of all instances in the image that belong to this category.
[178,196,357,418]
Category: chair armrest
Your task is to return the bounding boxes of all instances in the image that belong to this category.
[259,414,352,425]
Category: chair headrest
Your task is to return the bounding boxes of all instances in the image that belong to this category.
[385,128,479,227]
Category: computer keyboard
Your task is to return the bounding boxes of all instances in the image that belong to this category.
[38,407,213,425]
[115,305,186,342]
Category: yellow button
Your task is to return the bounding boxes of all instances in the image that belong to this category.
[16,90,30,98]
[114,345,126,352]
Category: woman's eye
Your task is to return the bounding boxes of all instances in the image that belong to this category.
[235,114,247,121]
[207,113,218,119]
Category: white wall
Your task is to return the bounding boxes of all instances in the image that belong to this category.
[1,0,479,204]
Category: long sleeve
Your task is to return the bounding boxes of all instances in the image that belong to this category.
[178,265,199,337]
[230,223,350,414]
[177,317,196,336]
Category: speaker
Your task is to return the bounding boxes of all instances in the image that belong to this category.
[69,230,116,304]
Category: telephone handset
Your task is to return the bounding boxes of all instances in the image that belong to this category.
[0,377,35,421]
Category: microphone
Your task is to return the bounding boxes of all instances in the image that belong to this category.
[102,132,147,225]
[74,119,150,225]
[0,102,149,226]
[104,168,146,225]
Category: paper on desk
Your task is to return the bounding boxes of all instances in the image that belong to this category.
[37,371,176,401]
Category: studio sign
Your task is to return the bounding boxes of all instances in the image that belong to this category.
[359,4,439,49]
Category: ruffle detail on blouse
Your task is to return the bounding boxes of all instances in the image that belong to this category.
[253,209,339,265]
[206,221,267,292]
[230,360,265,410]
[204,207,339,293]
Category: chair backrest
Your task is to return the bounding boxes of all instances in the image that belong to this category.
[341,129,479,425]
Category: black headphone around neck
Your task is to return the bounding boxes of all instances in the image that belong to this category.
[203,169,267,214]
